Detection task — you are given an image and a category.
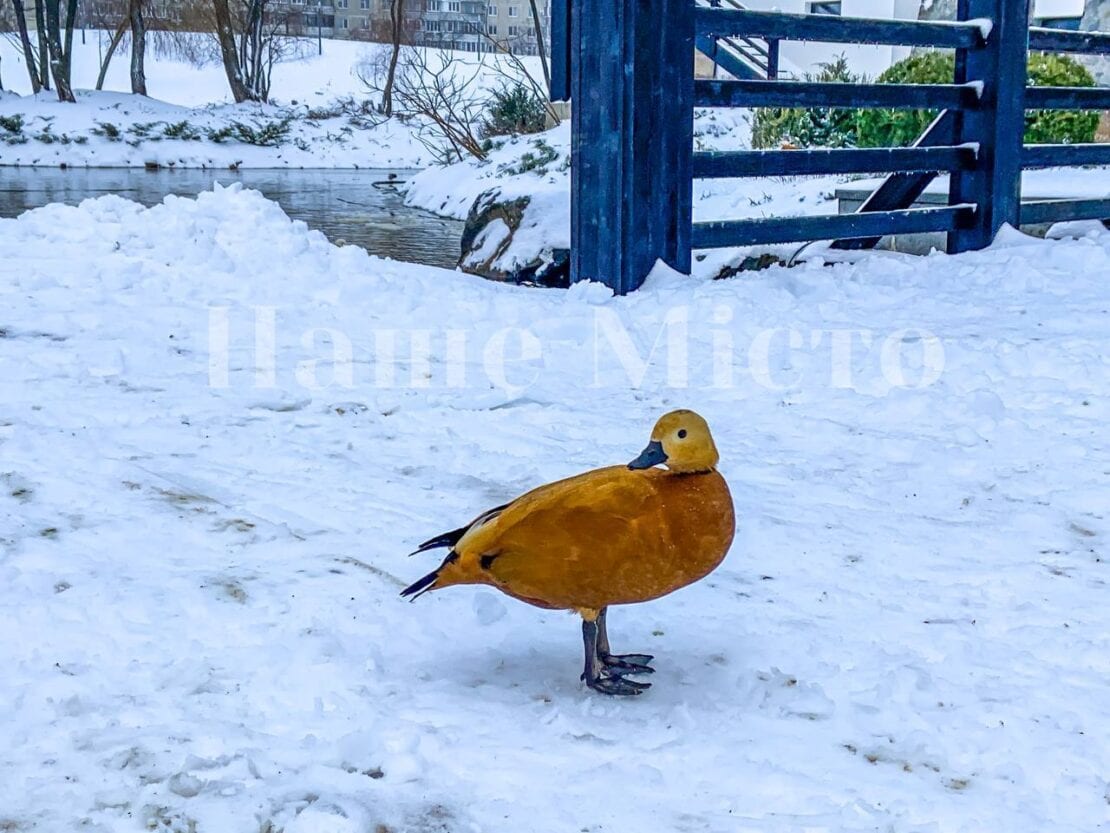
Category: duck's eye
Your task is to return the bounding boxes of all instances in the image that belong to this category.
[677,429,687,439]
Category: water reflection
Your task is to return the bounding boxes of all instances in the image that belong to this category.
[0,167,464,269]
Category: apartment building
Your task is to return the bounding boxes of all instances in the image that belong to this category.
[483,0,547,55]
[327,0,550,54]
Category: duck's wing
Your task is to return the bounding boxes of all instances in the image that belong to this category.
[410,501,511,555]
[456,467,662,561]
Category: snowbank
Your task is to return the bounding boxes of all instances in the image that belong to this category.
[0,89,430,169]
[0,36,547,168]
[2,185,1109,832]
[405,110,844,277]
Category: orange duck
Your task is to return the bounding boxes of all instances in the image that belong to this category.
[402,410,735,695]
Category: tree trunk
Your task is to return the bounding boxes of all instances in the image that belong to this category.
[11,0,43,93]
[211,0,253,102]
[129,0,147,95]
[44,0,75,101]
[95,18,129,91]
[382,0,405,116]
[242,0,266,100]
[63,0,77,70]
[35,0,51,91]
[528,0,550,92]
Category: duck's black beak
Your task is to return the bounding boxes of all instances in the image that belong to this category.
[628,440,667,470]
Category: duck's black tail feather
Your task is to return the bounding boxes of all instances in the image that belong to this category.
[400,568,439,601]
[400,551,458,601]
[409,502,510,556]
[410,525,469,556]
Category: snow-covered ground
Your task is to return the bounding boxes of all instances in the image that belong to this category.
[406,117,1110,276]
[0,35,545,168]
[0,89,431,169]
[2,185,1109,832]
[1,33,396,105]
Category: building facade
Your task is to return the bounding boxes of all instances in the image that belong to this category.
[315,0,549,54]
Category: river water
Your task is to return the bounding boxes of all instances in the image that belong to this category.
[0,168,465,269]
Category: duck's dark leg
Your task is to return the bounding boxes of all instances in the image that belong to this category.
[581,614,650,696]
[596,607,654,675]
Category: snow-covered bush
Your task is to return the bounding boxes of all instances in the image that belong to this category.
[750,57,864,149]
[481,82,548,138]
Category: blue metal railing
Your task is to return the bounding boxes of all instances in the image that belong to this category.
[553,0,1110,293]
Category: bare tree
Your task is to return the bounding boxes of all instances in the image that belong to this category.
[42,0,78,101]
[362,46,488,161]
[381,0,405,116]
[482,31,560,126]
[94,16,129,90]
[526,0,549,92]
[211,0,252,101]
[129,0,147,94]
[207,0,292,102]
[34,0,51,91]
[8,0,44,92]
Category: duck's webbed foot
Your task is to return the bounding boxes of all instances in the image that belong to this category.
[600,653,655,676]
[596,608,654,676]
[581,612,652,696]
[586,670,652,696]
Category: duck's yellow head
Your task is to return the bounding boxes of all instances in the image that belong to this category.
[628,409,720,474]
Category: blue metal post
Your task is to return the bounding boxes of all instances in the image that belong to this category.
[571,0,695,294]
[549,0,570,101]
[948,0,1029,253]
[766,38,779,79]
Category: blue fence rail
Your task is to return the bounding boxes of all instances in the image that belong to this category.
[552,0,1110,294]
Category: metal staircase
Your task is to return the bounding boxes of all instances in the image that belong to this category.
[695,0,785,80]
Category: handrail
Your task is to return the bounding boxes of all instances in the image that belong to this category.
[694,79,983,109]
[695,8,986,48]
[693,146,977,178]
[1028,26,1110,54]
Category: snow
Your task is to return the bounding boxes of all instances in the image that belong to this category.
[407,118,1110,277]
[0,89,430,169]
[0,33,544,106]
[405,112,844,274]
[0,35,546,169]
[3,184,1110,832]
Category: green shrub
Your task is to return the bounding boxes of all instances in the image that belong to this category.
[751,57,864,149]
[497,137,561,176]
[0,114,24,134]
[206,125,235,143]
[481,83,548,138]
[162,120,203,141]
[230,117,293,146]
[1024,53,1100,144]
[856,50,1098,147]
[92,121,122,141]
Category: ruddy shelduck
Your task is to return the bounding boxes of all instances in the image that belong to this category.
[402,410,735,695]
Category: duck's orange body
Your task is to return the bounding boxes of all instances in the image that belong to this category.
[435,465,734,614]
[403,409,735,696]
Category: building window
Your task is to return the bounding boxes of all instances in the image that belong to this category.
[806,0,841,14]
[340,16,348,26]
[487,23,496,33]
[360,0,368,7]
[508,5,517,15]
[338,0,347,7]
[448,0,460,9]
[487,3,496,13]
